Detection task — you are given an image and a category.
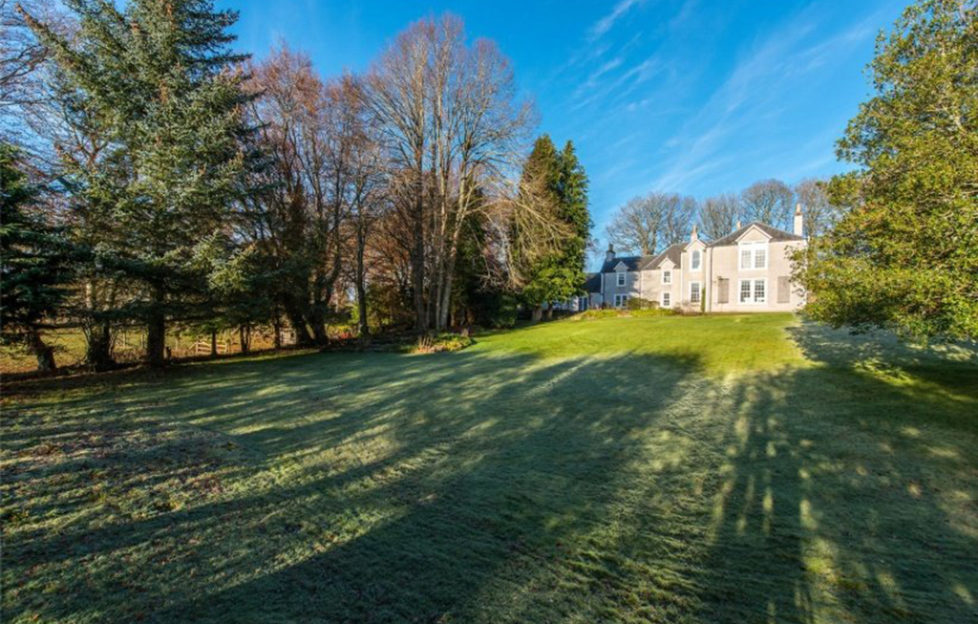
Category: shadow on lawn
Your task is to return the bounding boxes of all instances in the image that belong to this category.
[7,349,702,622]
[690,328,978,623]
[4,329,978,623]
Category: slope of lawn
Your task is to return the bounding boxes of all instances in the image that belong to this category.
[2,313,977,623]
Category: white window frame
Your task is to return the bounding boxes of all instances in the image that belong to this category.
[738,241,769,270]
[616,270,626,286]
[614,294,629,308]
[691,249,701,271]
[661,292,671,308]
[738,278,767,304]
[689,281,701,304]
[661,269,671,284]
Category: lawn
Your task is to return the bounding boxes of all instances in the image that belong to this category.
[2,314,977,623]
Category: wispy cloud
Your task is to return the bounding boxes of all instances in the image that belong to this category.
[646,6,884,194]
[588,0,645,40]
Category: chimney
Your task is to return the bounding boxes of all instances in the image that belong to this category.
[690,224,698,243]
[605,243,615,264]
[735,220,741,232]
[793,203,804,236]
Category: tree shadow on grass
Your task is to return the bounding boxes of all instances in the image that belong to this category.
[4,327,977,623]
[5,348,704,623]
[693,328,978,623]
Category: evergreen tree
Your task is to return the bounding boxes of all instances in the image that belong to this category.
[0,144,71,371]
[516,135,591,319]
[24,0,255,365]
[796,0,977,340]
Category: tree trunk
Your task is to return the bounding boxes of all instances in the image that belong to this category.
[83,281,114,370]
[146,286,166,367]
[27,328,56,373]
[273,316,282,349]
[210,330,218,357]
[355,224,370,340]
[545,305,554,320]
[239,325,250,354]
[284,300,313,346]
[412,156,427,336]
[309,306,328,346]
[85,319,114,371]
[531,306,543,322]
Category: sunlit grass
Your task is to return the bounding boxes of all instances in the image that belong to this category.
[2,315,976,623]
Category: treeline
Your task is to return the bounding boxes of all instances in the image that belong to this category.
[606,178,840,256]
[1,1,589,372]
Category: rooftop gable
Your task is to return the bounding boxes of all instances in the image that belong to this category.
[707,222,805,248]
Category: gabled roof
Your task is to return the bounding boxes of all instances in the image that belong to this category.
[583,272,601,293]
[639,243,684,270]
[599,255,644,273]
[707,222,804,247]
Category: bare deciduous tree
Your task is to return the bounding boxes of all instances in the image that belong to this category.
[365,14,532,332]
[741,179,794,230]
[606,192,695,255]
[794,178,842,238]
[699,193,742,240]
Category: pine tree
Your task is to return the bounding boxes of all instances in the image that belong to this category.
[0,144,71,371]
[515,135,591,320]
[24,0,255,365]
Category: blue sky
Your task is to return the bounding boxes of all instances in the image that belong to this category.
[218,0,904,242]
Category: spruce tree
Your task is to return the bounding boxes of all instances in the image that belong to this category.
[24,0,254,365]
[516,135,591,319]
[0,144,71,371]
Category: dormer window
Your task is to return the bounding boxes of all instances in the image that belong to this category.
[691,250,701,270]
[662,270,672,284]
[739,242,768,270]
[617,271,626,286]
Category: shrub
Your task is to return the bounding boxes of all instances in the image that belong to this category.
[626,297,659,310]
[411,333,474,354]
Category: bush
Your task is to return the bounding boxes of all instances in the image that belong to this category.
[573,307,678,321]
[411,333,474,354]
[626,297,659,310]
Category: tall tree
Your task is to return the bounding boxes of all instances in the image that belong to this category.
[24,0,255,366]
[606,194,666,255]
[366,14,531,333]
[797,0,977,340]
[0,144,71,371]
[515,135,590,320]
[741,179,793,230]
[606,192,694,254]
[793,178,841,239]
[699,193,741,240]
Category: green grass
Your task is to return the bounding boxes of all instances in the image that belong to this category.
[2,313,977,623]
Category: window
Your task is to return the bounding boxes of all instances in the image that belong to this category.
[662,270,671,284]
[691,250,701,270]
[616,271,626,286]
[661,292,671,307]
[614,294,629,308]
[689,281,701,304]
[754,279,766,303]
[739,242,768,269]
[739,279,767,304]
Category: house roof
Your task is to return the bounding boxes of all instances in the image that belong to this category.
[707,222,804,247]
[583,272,601,293]
[639,243,684,270]
[598,255,644,273]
